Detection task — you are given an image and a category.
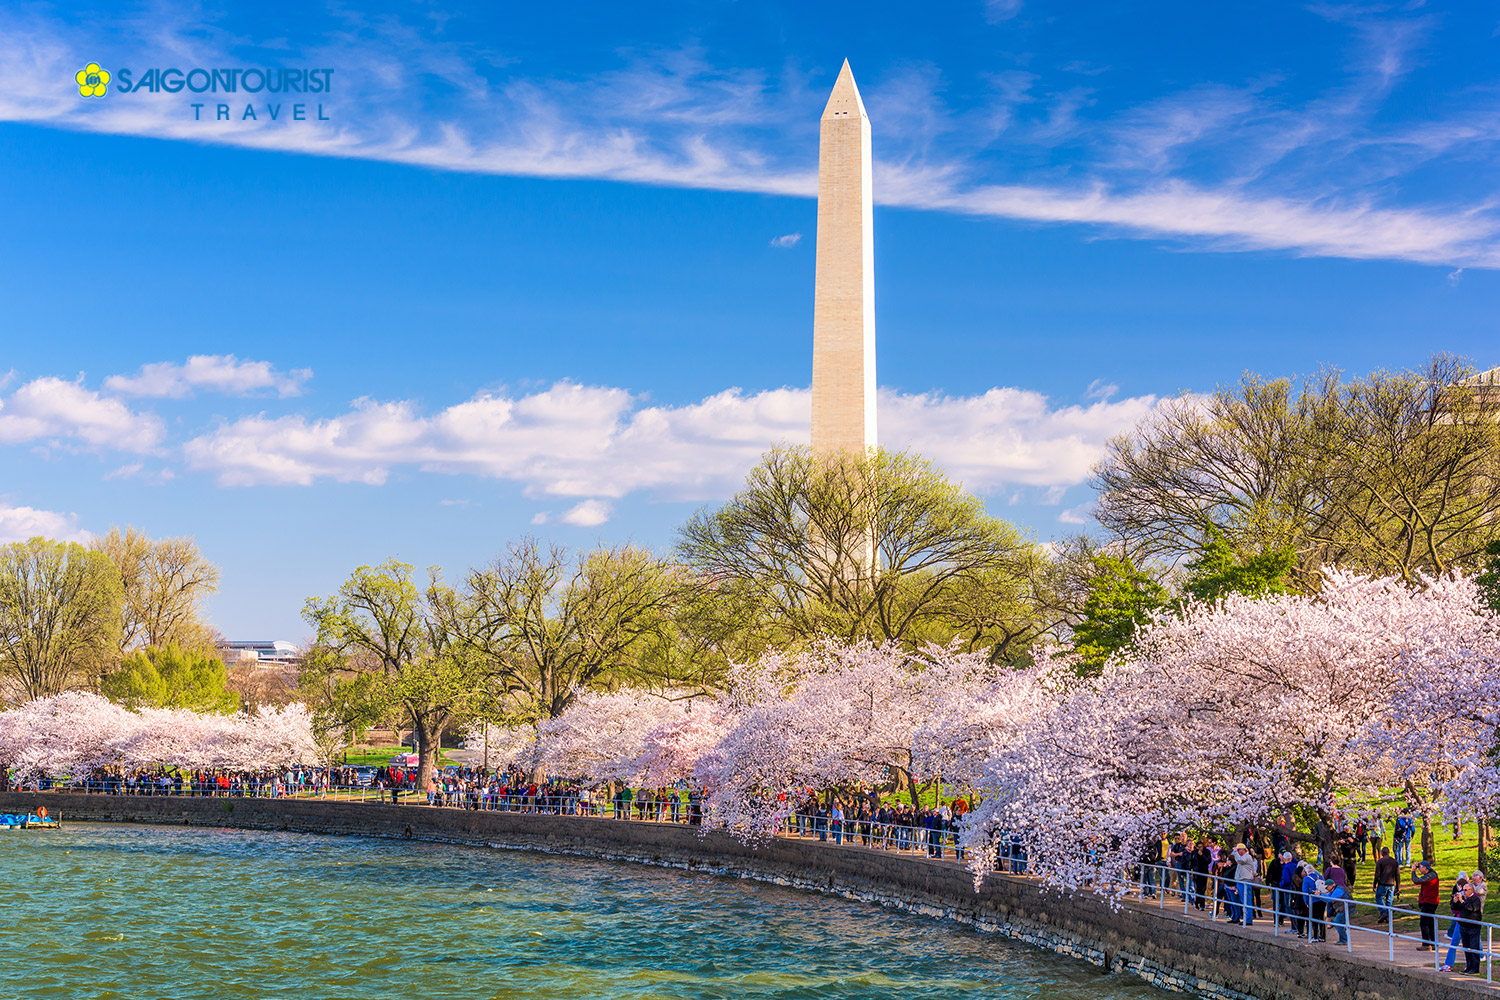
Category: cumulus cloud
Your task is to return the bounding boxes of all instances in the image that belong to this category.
[560,499,612,526]
[104,355,312,398]
[769,233,802,248]
[179,380,1156,500]
[0,377,163,452]
[0,502,88,543]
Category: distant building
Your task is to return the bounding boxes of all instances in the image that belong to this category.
[220,639,302,668]
[1462,367,1500,408]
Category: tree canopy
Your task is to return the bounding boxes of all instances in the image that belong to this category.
[0,537,122,700]
[101,642,240,713]
[93,527,220,653]
[677,446,1045,659]
[302,559,486,788]
[1093,356,1500,589]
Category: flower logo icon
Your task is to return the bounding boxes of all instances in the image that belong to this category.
[76,63,110,98]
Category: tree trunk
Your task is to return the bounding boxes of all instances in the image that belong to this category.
[1480,818,1496,879]
[413,715,439,793]
[1420,813,1435,862]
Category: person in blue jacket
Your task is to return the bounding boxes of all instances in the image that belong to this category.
[1302,864,1325,941]
[1277,852,1301,930]
[1320,867,1352,945]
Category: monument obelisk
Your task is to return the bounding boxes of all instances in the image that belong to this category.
[811,60,876,456]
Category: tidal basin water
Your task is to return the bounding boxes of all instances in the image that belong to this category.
[5,824,1165,999]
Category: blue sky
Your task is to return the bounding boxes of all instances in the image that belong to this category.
[1,1,1496,639]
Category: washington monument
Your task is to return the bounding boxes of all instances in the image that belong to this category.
[811,60,876,456]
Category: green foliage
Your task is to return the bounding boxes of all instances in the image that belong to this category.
[1478,539,1500,613]
[1094,356,1500,589]
[0,537,122,699]
[1072,554,1170,673]
[101,642,239,713]
[303,559,488,787]
[460,539,688,721]
[677,445,1046,658]
[1183,528,1295,603]
[92,526,220,654]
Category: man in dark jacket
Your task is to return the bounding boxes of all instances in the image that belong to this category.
[1278,854,1304,932]
[1458,882,1485,974]
[1338,830,1359,885]
[1265,851,1285,924]
[1372,848,1401,920]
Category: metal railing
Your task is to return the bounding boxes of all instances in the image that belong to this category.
[1127,861,1494,981]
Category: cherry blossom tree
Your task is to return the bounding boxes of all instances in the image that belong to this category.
[535,689,690,784]
[959,569,1500,895]
[635,701,735,788]
[702,640,994,835]
[0,693,324,780]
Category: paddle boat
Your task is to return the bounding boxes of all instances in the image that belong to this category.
[0,806,59,829]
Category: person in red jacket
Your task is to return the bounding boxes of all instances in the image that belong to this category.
[1413,860,1442,950]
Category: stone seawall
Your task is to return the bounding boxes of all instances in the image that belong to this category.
[4,792,1485,1000]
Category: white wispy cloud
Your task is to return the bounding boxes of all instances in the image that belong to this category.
[984,0,1024,24]
[0,377,163,452]
[1058,502,1093,525]
[769,233,801,248]
[176,380,1156,500]
[1,7,1497,267]
[1084,378,1118,401]
[104,355,312,398]
[0,502,89,543]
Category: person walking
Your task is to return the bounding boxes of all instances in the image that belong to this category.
[1396,813,1415,865]
[1265,850,1285,924]
[1372,847,1401,922]
[1191,839,1213,911]
[1413,860,1441,951]
[1170,834,1189,898]
[1277,854,1301,931]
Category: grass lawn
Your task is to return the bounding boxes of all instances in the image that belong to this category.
[336,748,461,768]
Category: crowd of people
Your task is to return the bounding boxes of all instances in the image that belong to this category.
[8,766,330,797]
[1131,823,1491,976]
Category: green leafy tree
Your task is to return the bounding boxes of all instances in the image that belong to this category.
[0,537,122,699]
[1071,554,1171,673]
[101,642,239,712]
[1183,529,1295,603]
[303,560,486,789]
[93,526,220,653]
[1094,356,1500,589]
[677,446,1043,657]
[458,539,688,723]
[1478,539,1500,613]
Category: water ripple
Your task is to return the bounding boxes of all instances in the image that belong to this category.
[2,823,1163,999]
